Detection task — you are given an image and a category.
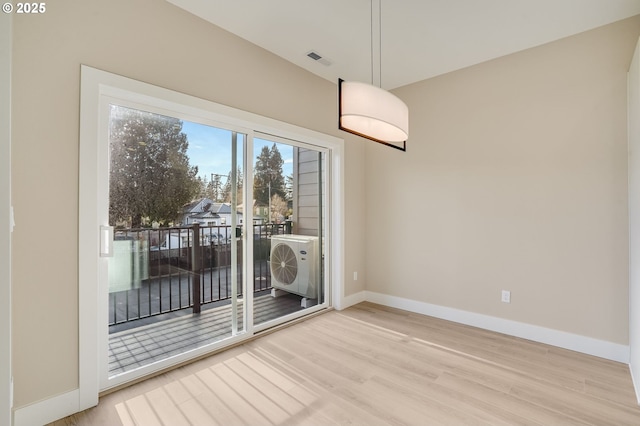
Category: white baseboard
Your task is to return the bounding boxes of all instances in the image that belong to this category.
[336,290,367,310]
[13,389,80,426]
[360,291,630,363]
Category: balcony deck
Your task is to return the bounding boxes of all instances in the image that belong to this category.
[109,292,305,376]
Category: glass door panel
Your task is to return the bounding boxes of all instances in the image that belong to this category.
[252,137,327,327]
[105,104,245,381]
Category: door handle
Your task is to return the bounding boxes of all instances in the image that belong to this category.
[100,225,114,257]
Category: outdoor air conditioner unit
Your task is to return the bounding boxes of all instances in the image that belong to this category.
[270,235,319,299]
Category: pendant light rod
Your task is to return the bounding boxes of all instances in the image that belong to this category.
[371,0,381,88]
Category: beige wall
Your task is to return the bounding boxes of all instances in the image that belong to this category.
[1,11,12,426]
[366,16,640,344]
[11,0,366,409]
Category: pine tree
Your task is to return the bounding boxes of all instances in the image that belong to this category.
[109,105,199,227]
[254,143,286,205]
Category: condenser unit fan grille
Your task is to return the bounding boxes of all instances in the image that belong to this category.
[271,243,298,285]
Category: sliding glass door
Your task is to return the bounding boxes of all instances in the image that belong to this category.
[252,136,327,329]
[101,104,246,388]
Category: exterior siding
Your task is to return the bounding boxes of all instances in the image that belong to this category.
[293,147,324,236]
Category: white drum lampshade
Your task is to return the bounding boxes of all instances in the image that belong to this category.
[339,79,408,151]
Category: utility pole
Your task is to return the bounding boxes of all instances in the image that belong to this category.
[268,181,271,223]
[210,173,227,202]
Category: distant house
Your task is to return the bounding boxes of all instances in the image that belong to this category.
[254,203,269,221]
[181,198,242,227]
[181,198,218,226]
[238,200,268,225]
[209,202,243,226]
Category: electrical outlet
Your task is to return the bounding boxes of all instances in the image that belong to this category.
[501,290,511,303]
[353,271,358,281]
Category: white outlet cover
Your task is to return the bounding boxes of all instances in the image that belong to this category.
[501,290,511,303]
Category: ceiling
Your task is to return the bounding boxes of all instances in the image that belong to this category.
[167,0,640,90]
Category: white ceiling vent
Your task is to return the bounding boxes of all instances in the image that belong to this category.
[306,51,332,66]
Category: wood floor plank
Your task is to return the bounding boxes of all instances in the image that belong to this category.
[235,351,301,393]
[114,402,136,426]
[178,397,221,426]
[433,372,584,425]
[509,375,640,425]
[123,395,162,426]
[212,362,291,424]
[196,365,272,425]
[161,380,192,406]
[225,356,307,415]
[143,387,190,426]
[191,388,244,426]
[585,377,639,407]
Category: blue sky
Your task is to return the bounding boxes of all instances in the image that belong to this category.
[182,120,293,182]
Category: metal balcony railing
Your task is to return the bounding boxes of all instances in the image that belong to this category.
[108,223,291,329]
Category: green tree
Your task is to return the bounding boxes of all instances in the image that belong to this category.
[195,174,222,202]
[109,105,199,227]
[196,175,209,199]
[270,193,288,223]
[254,143,286,205]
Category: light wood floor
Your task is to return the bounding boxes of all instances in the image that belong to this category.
[50,302,640,425]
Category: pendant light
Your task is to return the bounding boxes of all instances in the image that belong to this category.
[339,0,408,151]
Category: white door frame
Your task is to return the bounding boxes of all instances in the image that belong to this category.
[79,65,345,406]
[628,36,640,403]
